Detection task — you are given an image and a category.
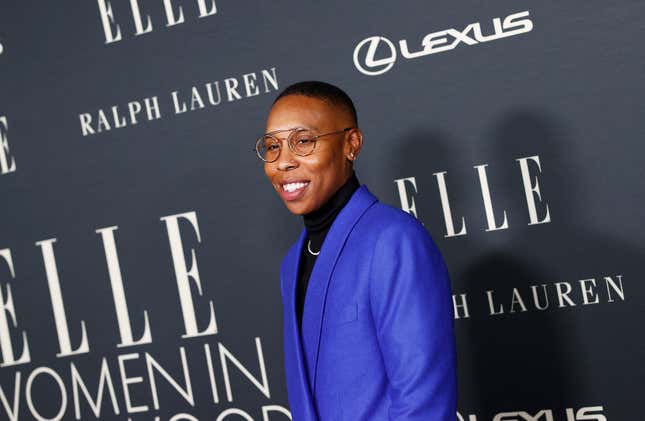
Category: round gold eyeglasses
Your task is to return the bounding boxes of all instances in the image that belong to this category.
[255,127,353,162]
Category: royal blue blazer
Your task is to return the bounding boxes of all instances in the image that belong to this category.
[279,185,457,420]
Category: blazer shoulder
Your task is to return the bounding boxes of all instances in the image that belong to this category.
[359,201,429,240]
[357,201,447,265]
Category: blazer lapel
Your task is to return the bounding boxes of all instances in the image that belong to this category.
[300,185,378,394]
[283,229,318,420]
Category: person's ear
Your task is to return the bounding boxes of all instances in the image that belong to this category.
[346,128,363,162]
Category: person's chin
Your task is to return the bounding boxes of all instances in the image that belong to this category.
[279,187,316,215]
[284,201,312,215]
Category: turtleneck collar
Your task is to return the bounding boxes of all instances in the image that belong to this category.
[303,171,360,239]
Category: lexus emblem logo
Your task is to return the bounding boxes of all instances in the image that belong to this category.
[353,36,397,76]
[353,11,534,76]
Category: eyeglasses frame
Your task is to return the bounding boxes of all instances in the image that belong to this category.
[255,127,354,162]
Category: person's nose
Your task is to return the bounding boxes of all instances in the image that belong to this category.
[276,141,299,171]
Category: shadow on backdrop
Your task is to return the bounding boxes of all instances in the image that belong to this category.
[389,110,643,419]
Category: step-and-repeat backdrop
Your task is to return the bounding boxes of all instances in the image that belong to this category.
[1,1,643,420]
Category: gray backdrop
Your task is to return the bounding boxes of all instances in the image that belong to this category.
[1,1,643,420]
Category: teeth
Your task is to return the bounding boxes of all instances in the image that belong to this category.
[283,182,307,193]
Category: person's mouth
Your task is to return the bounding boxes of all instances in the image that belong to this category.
[279,180,310,201]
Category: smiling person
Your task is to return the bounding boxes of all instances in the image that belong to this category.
[258,81,457,421]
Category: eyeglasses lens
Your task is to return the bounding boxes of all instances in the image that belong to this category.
[257,135,279,162]
[290,130,315,156]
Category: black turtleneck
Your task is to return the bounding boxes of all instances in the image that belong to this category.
[297,171,360,330]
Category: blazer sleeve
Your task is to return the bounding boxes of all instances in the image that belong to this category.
[368,218,457,420]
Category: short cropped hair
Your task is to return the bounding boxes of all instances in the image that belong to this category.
[273,81,358,126]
